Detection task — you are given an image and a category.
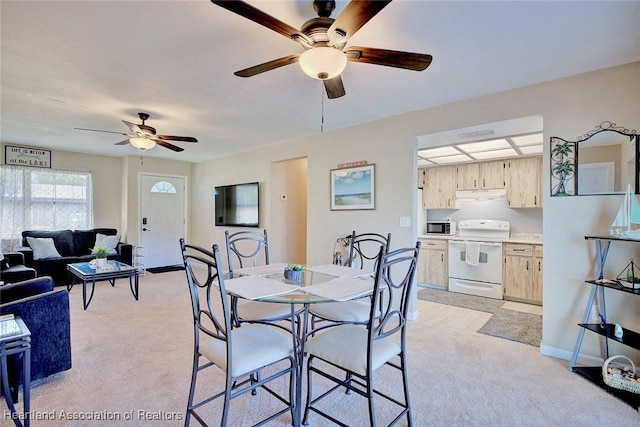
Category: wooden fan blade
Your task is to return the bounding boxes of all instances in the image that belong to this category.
[74,127,128,136]
[345,46,432,71]
[324,75,346,99]
[234,54,300,77]
[210,0,311,46]
[328,0,391,44]
[114,139,131,145]
[122,120,143,134]
[151,139,184,152]
[157,135,198,143]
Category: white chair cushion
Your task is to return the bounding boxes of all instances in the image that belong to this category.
[237,300,302,322]
[309,301,371,323]
[305,324,401,376]
[199,324,293,378]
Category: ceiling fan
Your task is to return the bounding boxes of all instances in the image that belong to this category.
[211,0,433,99]
[74,112,198,152]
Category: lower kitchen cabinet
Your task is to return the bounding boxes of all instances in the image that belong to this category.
[503,243,542,304]
[417,238,448,287]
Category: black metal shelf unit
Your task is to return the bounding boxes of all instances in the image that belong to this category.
[569,236,640,411]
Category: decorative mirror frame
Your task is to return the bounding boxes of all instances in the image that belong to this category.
[550,121,638,197]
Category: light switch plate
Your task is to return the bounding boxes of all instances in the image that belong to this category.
[399,216,411,227]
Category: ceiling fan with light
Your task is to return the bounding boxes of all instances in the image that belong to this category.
[211,0,433,99]
[74,112,198,152]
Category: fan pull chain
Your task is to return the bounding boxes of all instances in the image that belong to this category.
[321,83,325,133]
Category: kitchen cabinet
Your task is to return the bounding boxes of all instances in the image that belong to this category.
[456,161,504,190]
[417,238,448,287]
[533,244,543,300]
[503,243,542,304]
[505,157,542,208]
[456,163,480,190]
[570,236,640,411]
[479,160,505,189]
[418,168,426,189]
[423,165,456,209]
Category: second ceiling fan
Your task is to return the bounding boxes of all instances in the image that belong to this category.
[211,0,433,99]
[75,112,197,152]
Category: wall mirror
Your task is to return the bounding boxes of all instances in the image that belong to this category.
[550,121,638,196]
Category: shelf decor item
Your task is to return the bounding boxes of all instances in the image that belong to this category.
[284,264,304,281]
[602,355,640,394]
[609,184,640,238]
[616,258,640,290]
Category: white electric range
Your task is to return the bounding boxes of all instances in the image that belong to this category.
[448,219,510,299]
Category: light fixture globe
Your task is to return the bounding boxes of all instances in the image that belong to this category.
[130,137,156,151]
[299,47,347,80]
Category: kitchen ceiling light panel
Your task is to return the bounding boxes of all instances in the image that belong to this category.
[472,148,518,160]
[519,145,543,155]
[417,146,461,158]
[429,154,473,164]
[511,133,543,146]
[457,139,510,153]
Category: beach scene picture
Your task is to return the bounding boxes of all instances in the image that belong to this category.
[331,164,375,210]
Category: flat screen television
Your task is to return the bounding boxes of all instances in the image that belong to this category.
[214,182,259,227]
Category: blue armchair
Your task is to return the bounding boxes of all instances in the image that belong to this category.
[0,276,71,399]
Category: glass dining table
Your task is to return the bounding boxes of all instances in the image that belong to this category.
[225,265,376,427]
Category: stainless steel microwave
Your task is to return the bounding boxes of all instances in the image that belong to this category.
[425,221,456,235]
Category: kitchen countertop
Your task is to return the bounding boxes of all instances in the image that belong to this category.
[418,233,542,244]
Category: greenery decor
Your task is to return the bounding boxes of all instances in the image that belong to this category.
[284,264,304,281]
[92,246,108,259]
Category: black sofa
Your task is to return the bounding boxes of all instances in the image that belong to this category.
[0,276,72,399]
[17,228,133,286]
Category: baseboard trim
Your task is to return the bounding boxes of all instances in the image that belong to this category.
[540,344,602,366]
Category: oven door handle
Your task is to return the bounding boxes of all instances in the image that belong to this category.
[449,240,503,247]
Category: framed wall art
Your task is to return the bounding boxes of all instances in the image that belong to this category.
[330,164,375,210]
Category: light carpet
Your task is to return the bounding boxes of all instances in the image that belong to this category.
[2,272,639,426]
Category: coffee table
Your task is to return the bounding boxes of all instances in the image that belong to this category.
[67,261,139,310]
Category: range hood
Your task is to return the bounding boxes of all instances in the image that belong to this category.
[455,188,507,201]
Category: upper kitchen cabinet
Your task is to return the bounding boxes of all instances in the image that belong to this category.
[423,165,457,209]
[456,163,480,190]
[418,168,426,189]
[505,157,542,208]
[456,161,504,190]
[479,160,505,189]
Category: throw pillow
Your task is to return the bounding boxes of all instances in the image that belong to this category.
[94,233,120,255]
[26,237,62,260]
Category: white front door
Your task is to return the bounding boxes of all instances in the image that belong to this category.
[140,174,186,268]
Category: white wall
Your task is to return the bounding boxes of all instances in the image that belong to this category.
[191,61,640,363]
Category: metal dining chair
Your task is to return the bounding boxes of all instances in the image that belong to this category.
[308,231,391,333]
[303,241,421,426]
[179,238,296,426]
[225,229,302,328]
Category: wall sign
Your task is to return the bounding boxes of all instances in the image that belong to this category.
[337,160,368,169]
[4,145,51,168]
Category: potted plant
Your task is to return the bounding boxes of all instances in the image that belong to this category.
[92,246,108,268]
[284,264,304,281]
